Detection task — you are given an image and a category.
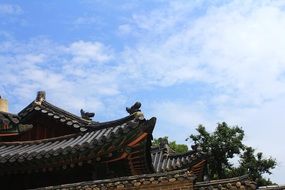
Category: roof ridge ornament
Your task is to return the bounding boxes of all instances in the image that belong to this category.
[126,102,145,120]
[126,102,141,114]
[80,109,95,120]
[35,91,46,105]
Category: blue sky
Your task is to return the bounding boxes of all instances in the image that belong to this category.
[1,0,285,183]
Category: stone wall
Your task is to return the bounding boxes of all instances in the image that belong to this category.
[35,169,195,190]
[35,171,257,190]
[194,175,256,190]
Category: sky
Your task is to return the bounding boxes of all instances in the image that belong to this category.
[0,0,284,184]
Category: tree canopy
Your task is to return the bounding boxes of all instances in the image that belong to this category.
[188,122,277,186]
[229,146,277,186]
[188,122,245,179]
[154,122,277,186]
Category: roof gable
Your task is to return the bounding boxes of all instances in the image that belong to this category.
[16,92,152,142]
[18,92,96,133]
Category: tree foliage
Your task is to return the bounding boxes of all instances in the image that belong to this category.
[153,123,276,186]
[188,122,245,179]
[187,122,277,186]
[152,136,188,154]
[229,147,277,186]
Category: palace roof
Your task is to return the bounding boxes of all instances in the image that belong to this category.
[0,91,209,189]
[0,92,156,178]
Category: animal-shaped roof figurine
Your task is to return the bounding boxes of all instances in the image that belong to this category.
[80,109,95,120]
[126,102,141,114]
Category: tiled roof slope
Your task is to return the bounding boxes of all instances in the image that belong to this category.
[0,111,33,136]
[0,103,156,176]
[151,143,207,181]
[0,117,133,162]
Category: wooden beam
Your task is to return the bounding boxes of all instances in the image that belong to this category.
[0,133,18,136]
[104,152,128,163]
[127,133,147,147]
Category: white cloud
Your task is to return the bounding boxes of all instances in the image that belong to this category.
[118,0,285,183]
[118,24,132,35]
[121,1,285,106]
[150,101,216,143]
[66,41,112,64]
[74,16,99,26]
[0,39,120,115]
[0,4,22,15]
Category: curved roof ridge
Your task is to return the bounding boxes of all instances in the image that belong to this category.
[42,101,95,125]
[18,99,144,132]
[168,149,198,158]
[87,114,136,129]
[42,100,142,131]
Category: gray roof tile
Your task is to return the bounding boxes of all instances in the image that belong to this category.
[0,117,140,164]
[151,144,206,173]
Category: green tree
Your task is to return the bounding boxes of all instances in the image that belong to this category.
[229,147,277,186]
[152,136,188,154]
[188,122,245,179]
[188,122,277,186]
